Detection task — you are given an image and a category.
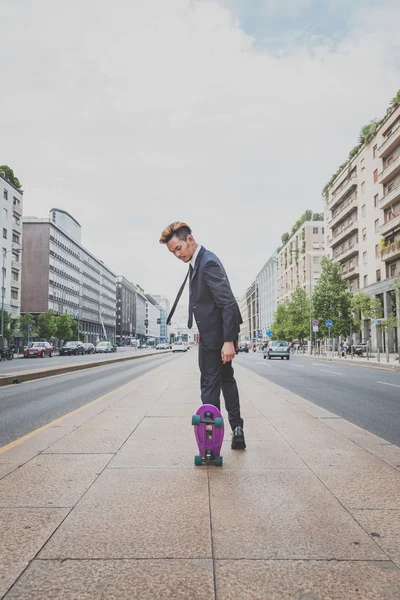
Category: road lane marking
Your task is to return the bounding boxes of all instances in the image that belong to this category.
[256,361,271,367]
[320,370,343,375]
[313,363,335,367]
[291,364,305,368]
[377,381,400,388]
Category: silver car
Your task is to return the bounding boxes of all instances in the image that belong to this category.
[95,341,112,353]
[264,341,290,360]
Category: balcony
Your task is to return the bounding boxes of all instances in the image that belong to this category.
[11,260,21,270]
[329,219,358,247]
[12,221,22,234]
[12,202,23,217]
[11,279,21,289]
[328,194,357,229]
[342,265,360,280]
[379,155,400,185]
[381,239,400,262]
[380,213,400,237]
[328,175,358,211]
[333,242,359,263]
[379,184,400,211]
[10,299,20,308]
[378,125,400,158]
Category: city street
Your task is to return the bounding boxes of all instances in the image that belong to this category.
[0,352,177,447]
[236,351,400,446]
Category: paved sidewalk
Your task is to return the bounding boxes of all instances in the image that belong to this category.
[1,351,400,599]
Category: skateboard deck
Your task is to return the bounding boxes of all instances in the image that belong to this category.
[192,404,224,466]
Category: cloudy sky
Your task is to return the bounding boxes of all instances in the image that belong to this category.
[1,0,400,307]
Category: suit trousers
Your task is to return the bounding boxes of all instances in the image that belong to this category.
[198,342,244,431]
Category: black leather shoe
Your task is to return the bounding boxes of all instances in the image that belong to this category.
[231,426,246,450]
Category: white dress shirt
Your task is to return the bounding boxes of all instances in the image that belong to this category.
[190,244,202,270]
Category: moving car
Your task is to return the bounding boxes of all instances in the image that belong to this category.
[24,341,53,358]
[82,342,95,354]
[60,341,85,356]
[95,341,113,353]
[172,341,187,352]
[236,343,249,354]
[264,340,290,360]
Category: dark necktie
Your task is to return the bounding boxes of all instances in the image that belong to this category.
[166,264,192,326]
[187,264,194,328]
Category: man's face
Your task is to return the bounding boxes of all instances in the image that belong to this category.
[167,234,195,263]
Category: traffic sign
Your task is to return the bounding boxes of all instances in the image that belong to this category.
[376,319,385,325]
[313,325,319,332]
[313,320,319,326]
[266,329,272,337]
[325,319,333,328]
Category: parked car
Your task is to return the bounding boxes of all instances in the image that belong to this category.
[95,341,113,353]
[60,341,85,356]
[112,344,118,352]
[264,340,290,360]
[24,341,53,358]
[82,342,95,354]
[236,343,249,354]
[172,341,187,352]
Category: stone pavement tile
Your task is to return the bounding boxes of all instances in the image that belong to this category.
[42,424,134,455]
[108,438,197,469]
[313,463,400,510]
[110,394,161,410]
[219,441,307,470]
[39,469,211,559]
[215,559,400,600]
[209,470,386,560]
[0,507,68,598]
[158,391,201,404]
[286,437,379,469]
[147,402,200,417]
[86,408,147,428]
[0,454,112,508]
[0,464,20,479]
[4,558,214,600]
[353,510,400,567]
[239,417,283,441]
[0,426,76,465]
[323,417,393,448]
[126,417,193,441]
[366,444,400,470]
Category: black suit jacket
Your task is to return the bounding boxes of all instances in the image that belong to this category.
[189,246,242,350]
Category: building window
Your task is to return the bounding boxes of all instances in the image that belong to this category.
[313,256,319,264]
[374,219,379,233]
[2,229,7,239]
[376,269,381,282]
[312,242,320,249]
[364,275,368,286]
[313,272,320,279]
[11,290,18,300]
[363,251,367,264]
[362,228,367,241]
[375,244,379,258]
[362,204,366,217]
[3,189,8,200]
[313,227,318,234]
[361,181,365,194]
[374,194,379,208]
[373,144,377,158]
[3,208,8,221]
[361,158,365,171]
[373,169,378,183]
[322,227,324,234]
[390,264,397,277]
[12,271,19,282]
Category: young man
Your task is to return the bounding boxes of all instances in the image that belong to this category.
[159,221,245,449]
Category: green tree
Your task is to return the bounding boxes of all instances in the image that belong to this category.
[271,302,289,340]
[37,310,58,340]
[71,318,79,340]
[19,313,37,338]
[358,120,381,146]
[0,165,22,189]
[0,310,19,344]
[285,285,310,341]
[389,89,400,110]
[351,292,381,331]
[281,232,289,245]
[312,258,352,337]
[55,314,74,342]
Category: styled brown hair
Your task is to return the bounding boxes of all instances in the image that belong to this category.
[159,221,192,244]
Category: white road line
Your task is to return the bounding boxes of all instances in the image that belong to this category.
[291,364,305,368]
[256,361,271,367]
[313,363,334,367]
[320,369,342,375]
[377,381,400,388]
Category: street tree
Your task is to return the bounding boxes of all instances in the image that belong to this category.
[312,258,352,338]
[55,314,74,342]
[351,292,381,332]
[271,301,289,340]
[285,285,309,342]
[37,310,58,340]
[19,313,37,339]
[0,310,19,344]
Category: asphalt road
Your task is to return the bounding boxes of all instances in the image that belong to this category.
[0,347,162,375]
[236,350,400,446]
[0,352,178,447]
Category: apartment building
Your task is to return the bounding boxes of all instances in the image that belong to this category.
[325,103,400,351]
[238,292,249,342]
[256,253,277,335]
[0,171,23,321]
[22,209,116,341]
[151,294,170,341]
[277,221,326,304]
[245,280,259,342]
[145,294,161,342]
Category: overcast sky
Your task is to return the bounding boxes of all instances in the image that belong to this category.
[1,0,400,308]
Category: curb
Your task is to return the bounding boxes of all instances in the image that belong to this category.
[297,353,400,372]
[0,351,171,387]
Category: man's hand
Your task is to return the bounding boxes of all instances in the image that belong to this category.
[221,341,235,364]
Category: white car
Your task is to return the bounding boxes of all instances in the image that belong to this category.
[95,341,113,353]
[172,341,187,352]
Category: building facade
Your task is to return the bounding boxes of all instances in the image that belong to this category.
[22,209,116,342]
[277,221,326,305]
[256,253,277,336]
[238,292,249,342]
[325,103,400,352]
[245,280,259,342]
[151,294,170,341]
[145,294,161,342]
[0,171,23,321]
[116,276,137,345]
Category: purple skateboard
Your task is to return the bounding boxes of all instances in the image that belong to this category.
[192,404,224,466]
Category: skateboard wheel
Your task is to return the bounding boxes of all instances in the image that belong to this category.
[215,456,223,467]
[194,455,203,466]
[192,415,201,426]
[214,417,223,429]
